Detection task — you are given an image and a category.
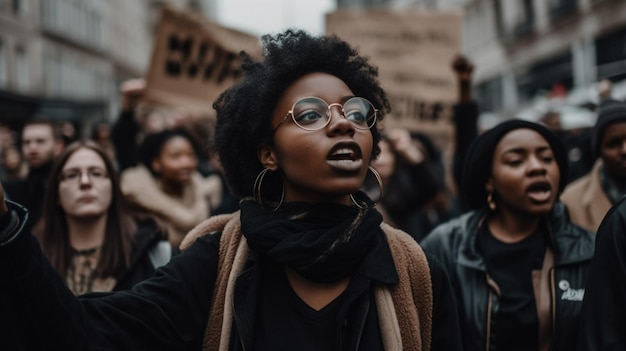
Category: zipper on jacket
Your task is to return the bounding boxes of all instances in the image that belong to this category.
[233,298,247,351]
[486,289,492,351]
[485,274,501,351]
[550,268,556,347]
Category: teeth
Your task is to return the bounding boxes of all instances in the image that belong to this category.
[332,148,355,157]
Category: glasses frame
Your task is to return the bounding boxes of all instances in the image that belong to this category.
[272,96,378,133]
[59,167,109,184]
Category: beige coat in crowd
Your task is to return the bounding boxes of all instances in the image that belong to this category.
[121,165,222,248]
[560,160,611,233]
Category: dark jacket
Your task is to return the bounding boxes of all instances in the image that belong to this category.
[3,162,53,225]
[421,202,595,351]
[0,201,462,351]
[452,101,479,199]
[114,216,170,291]
[0,203,171,350]
[577,195,626,350]
[111,110,141,172]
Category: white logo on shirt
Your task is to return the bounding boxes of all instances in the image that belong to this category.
[558,280,584,301]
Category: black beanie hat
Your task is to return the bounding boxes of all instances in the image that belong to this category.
[461,119,568,210]
[592,99,626,156]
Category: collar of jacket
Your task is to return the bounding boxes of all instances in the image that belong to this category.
[115,217,166,281]
[456,202,594,270]
[184,213,433,351]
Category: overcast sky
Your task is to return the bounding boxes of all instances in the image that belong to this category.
[215,0,336,36]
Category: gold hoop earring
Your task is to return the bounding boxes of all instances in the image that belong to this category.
[351,166,384,209]
[253,168,284,211]
[487,191,496,211]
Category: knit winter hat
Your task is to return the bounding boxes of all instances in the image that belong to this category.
[461,119,568,210]
[592,99,626,156]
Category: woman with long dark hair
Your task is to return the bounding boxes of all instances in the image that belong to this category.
[35,140,170,294]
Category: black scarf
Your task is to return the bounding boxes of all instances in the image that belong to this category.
[240,195,384,283]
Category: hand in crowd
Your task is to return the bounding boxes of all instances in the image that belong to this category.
[121,78,146,112]
[452,55,474,82]
[386,128,425,165]
[452,55,474,103]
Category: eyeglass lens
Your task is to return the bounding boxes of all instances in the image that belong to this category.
[291,97,376,130]
[61,167,108,182]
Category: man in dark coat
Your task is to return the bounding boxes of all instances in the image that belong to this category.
[4,120,62,224]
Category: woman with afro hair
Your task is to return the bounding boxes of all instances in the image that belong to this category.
[0,30,461,350]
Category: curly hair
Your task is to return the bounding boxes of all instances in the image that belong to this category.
[213,29,391,198]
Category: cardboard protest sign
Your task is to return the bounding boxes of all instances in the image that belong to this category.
[327,10,462,192]
[326,10,462,137]
[143,6,262,115]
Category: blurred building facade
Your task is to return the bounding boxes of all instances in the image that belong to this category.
[0,0,214,134]
[335,0,626,124]
[464,0,626,124]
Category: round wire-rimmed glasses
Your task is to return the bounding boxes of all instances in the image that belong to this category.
[273,96,378,133]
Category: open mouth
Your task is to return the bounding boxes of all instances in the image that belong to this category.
[326,143,363,172]
[526,182,552,203]
[328,148,358,161]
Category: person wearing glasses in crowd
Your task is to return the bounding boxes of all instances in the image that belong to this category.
[33,140,171,295]
[0,30,461,350]
[421,119,595,351]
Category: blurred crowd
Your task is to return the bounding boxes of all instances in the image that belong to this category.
[3,45,626,350]
[1,54,622,277]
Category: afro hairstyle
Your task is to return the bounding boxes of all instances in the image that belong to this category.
[213,29,391,198]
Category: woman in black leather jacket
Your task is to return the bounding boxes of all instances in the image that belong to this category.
[421,119,595,351]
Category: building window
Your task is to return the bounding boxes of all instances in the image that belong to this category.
[513,0,534,38]
[549,0,577,22]
[12,0,27,15]
[494,0,504,38]
[516,51,573,103]
[15,46,29,92]
[337,0,390,8]
[0,42,5,87]
[596,26,626,81]
[475,76,504,112]
[495,0,534,41]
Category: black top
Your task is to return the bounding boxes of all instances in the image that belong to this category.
[478,225,546,351]
[254,262,341,351]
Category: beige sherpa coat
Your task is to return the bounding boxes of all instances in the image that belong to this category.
[561,160,611,232]
[121,165,222,247]
[180,211,433,351]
